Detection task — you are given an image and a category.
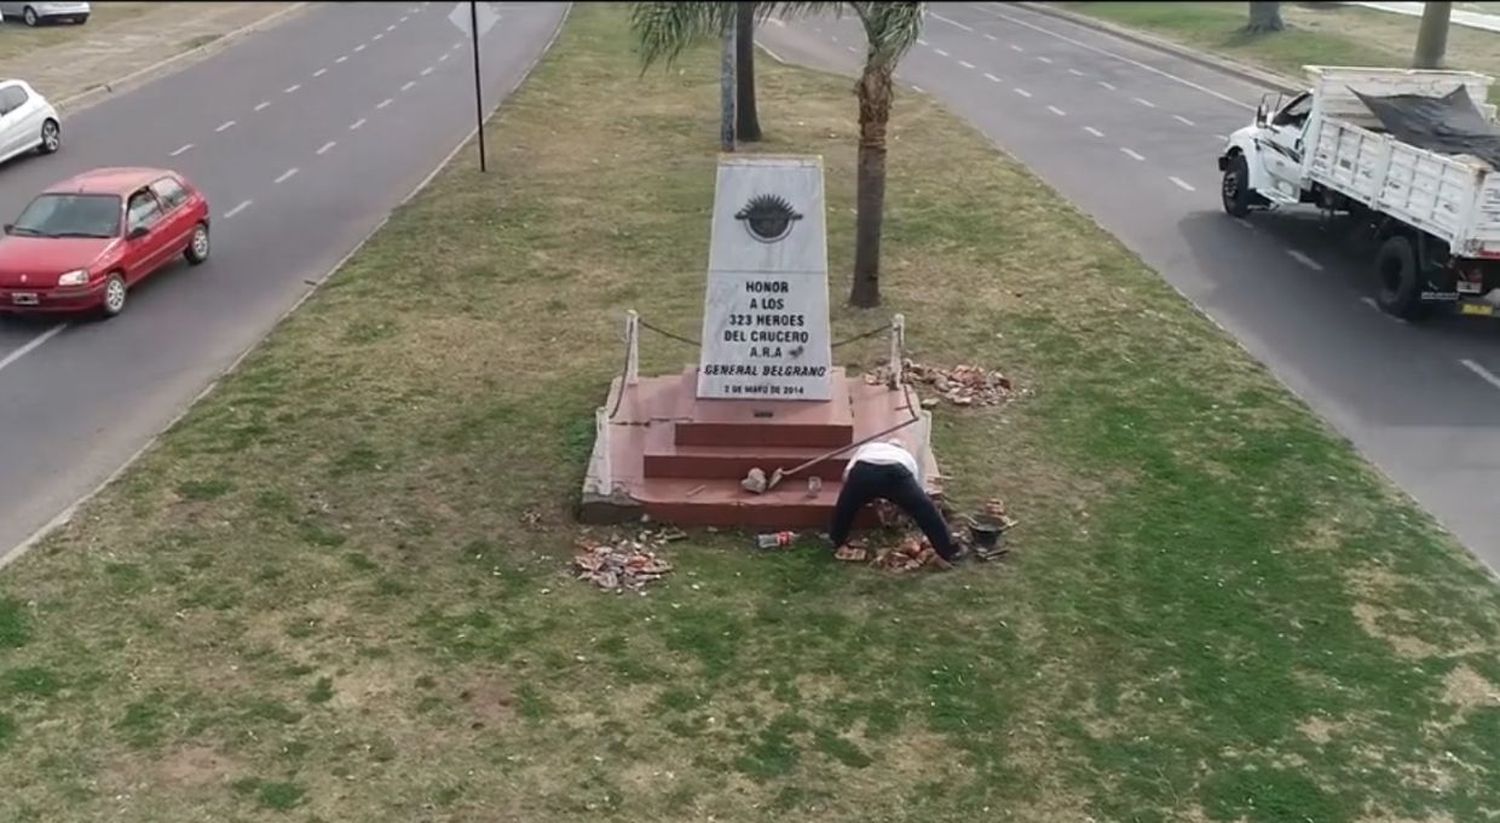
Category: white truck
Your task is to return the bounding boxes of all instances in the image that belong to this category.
[1218,66,1500,319]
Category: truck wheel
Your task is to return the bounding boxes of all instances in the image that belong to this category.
[1374,235,1422,319]
[1221,153,1254,217]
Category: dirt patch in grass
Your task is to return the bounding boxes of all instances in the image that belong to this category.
[0,4,1498,822]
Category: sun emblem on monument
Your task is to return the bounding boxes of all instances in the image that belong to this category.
[735,193,803,243]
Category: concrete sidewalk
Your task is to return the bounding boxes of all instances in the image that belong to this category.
[1348,1,1500,34]
[0,1,303,108]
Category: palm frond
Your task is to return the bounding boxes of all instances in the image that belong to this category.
[629,2,734,69]
[853,1,925,65]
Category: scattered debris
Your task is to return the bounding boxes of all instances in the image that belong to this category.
[741,467,768,495]
[871,537,939,572]
[573,531,675,592]
[865,359,1015,407]
[806,476,823,499]
[834,542,869,562]
[519,508,544,530]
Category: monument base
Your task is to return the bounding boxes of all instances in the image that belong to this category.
[580,367,942,529]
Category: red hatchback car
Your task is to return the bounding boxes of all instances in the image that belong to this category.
[0,167,210,317]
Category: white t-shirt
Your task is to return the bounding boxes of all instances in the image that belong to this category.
[843,441,920,482]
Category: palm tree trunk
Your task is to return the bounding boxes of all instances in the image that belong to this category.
[734,1,761,142]
[850,62,893,308]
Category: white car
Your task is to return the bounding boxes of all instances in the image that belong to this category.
[0,2,90,26]
[0,80,61,165]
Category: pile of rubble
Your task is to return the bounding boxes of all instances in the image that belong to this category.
[865,359,1014,407]
[835,536,940,572]
[572,529,680,592]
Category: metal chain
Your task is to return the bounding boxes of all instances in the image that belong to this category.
[831,324,892,349]
[639,319,700,347]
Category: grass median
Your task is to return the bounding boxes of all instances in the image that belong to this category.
[1058,1,1500,104]
[2,3,1500,821]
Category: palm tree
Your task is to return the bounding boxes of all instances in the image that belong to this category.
[631,2,927,308]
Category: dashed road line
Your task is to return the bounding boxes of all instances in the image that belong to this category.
[1010,43,1024,52]
[846,45,858,53]
[274,167,299,184]
[1133,96,1156,108]
[1013,87,1032,98]
[1459,359,1500,390]
[401,15,409,22]
[1234,217,1254,231]
[1215,133,1229,141]
[1120,147,1144,161]
[285,83,301,93]
[355,43,367,52]
[254,100,271,111]
[421,66,434,76]
[983,32,997,41]
[377,98,394,109]
[1098,80,1115,90]
[386,23,396,31]
[984,72,1002,82]
[439,52,449,62]
[170,143,194,157]
[959,60,975,69]
[1084,126,1103,137]
[934,47,950,57]
[401,80,416,91]
[0,325,64,377]
[1047,105,1066,116]
[373,32,384,41]
[930,12,974,31]
[911,84,926,93]
[1037,55,1053,64]
[917,37,929,46]
[223,199,252,219]
[1168,176,1195,191]
[1067,67,1084,76]
[313,68,327,78]
[215,119,236,132]
[336,55,348,63]
[350,117,367,130]
[1173,114,1196,126]
[1358,296,1405,323]
[1286,249,1323,270]
[317,140,337,155]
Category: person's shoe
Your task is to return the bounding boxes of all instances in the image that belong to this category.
[929,545,969,571]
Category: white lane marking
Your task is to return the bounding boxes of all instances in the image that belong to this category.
[223,199,252,219]
[931,12,974,31]
[911,84,926,93]
[917,38,929,46]
[1358,296,1405,324]
[0,325,65,377]
[1084,126,1104,137]
[386,23,396,31]
[984,72,1002,82]
[1286,249,1323,271]
[349,117,367,130]
[377,98,393,109]
[439,52,449,62]
[313,68,327,77]
[1169,176,1196,191]
[169,142,194,157]
[285,83,301,93]
[215,119,236,132]
[984,32,997,41]
[771,17,784,27]
[1037,55,1053,64]
[847,45,859,53]
[401,15,409,22]
[1121,147,1145,161]
[758,40,784,63]
[1133,96,1156,108]
[1234,217,1254,231]
[1013,87,1032,98]
[1174,114,1196,126]
[959,60,975,69]
[1067,67,1084,76]
[373,32,384,41]
[401,80,416,91]
[1215,133,1229,141]
[1098,80,1115,90]
[934,47,950,57]
[1010,43,1024,52]
[1460,359,1500,391]
[355,43,367,51]
[975,3,1254,111]
[317,140,337,155]
[274,167,299,184]
[421,66,434,76]
[1047,105,1066,116]
[336,55,348,63]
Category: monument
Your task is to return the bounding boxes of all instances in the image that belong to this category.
[580,155,940,528]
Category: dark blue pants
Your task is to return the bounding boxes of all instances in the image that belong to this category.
[829,462,957,560]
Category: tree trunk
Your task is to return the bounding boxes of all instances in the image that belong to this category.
[1245,1,1285,33]
[735,2,761,142]
[850,63,893,309]
[1413,1,1452,69]
[720,24,735,152]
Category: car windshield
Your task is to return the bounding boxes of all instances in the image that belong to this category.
[10,193,121,239]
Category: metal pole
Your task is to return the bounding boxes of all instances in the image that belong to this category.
[470,1,487,171]
[720,22,735,152]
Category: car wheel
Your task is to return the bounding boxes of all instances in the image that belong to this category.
[23,6,38,26]
[100,273,127,318]
[184,222,210,265]
[1374,235,1423,320]
[1221,153,1254,217]
[74,14,87,24]
[39,119,60,154]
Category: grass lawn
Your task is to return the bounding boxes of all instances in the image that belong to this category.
[1058,1,1500,104]
[2,3,1500,821]
[0,2,157,63]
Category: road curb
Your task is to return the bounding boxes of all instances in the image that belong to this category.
[1,3,576,572]
[1016,3,1303,94]
[54,2,310,115]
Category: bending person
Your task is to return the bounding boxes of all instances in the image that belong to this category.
[829,438,962,568]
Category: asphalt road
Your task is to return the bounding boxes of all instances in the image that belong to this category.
[761,2,1500,565]
[0,1,568,562]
